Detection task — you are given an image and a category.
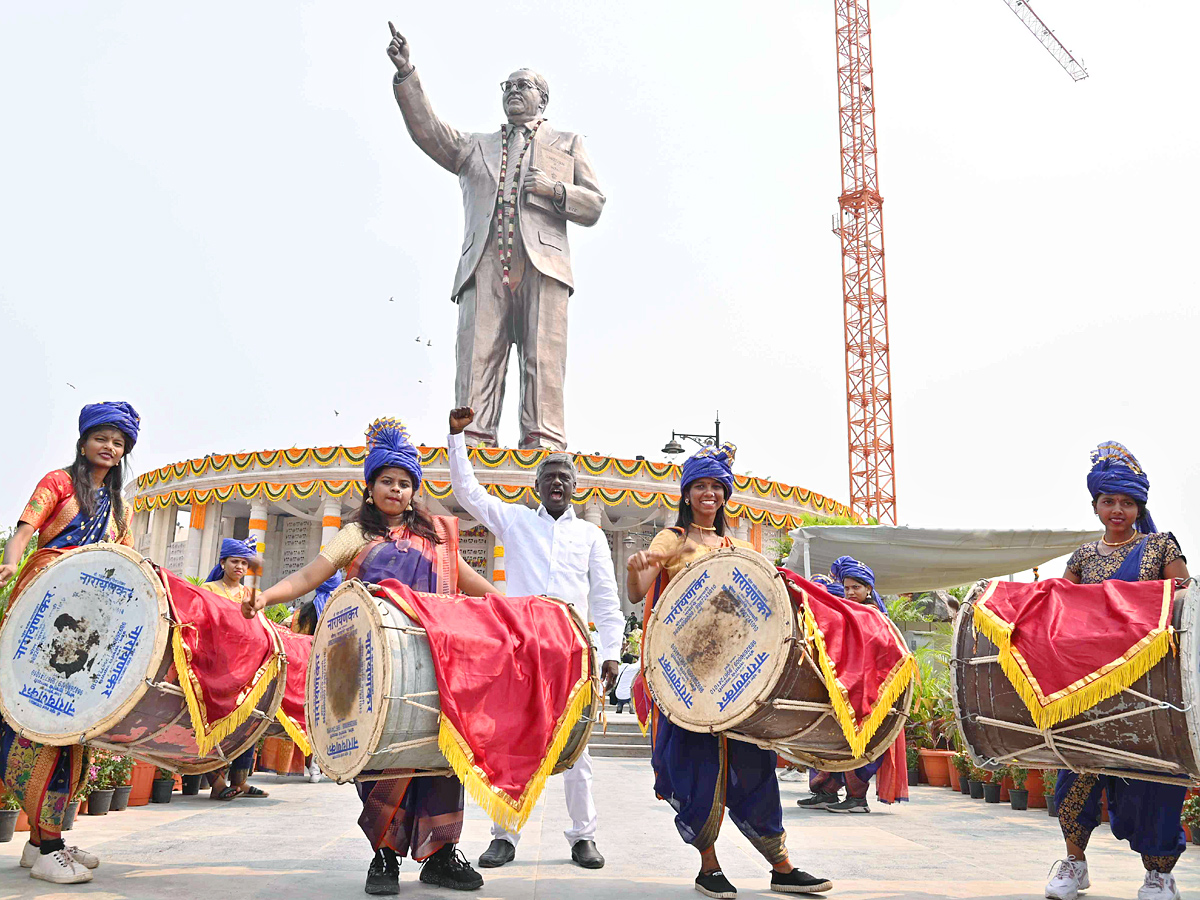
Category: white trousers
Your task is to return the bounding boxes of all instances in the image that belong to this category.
[492,749,597,847]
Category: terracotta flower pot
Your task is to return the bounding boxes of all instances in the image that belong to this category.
[947,766,962,792]
[14,810,29,832]
[1000,775,1012,803]
[1025,770,1047,809]
[127,761,155,807]
[918,749,955,788]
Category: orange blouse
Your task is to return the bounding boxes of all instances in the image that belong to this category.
[19,469,133,546]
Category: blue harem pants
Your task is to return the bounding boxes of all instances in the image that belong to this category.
[652,714,788,864]
[1055,771,1185,871]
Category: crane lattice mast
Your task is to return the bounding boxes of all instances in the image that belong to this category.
[1001,0,1088,81]
[834,0,896,525]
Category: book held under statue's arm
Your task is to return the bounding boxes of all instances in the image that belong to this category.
[525,140,574,213]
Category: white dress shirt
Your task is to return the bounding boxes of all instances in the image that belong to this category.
[447,432,625,662]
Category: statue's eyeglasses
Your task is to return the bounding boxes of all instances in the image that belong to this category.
[501,79,538,93]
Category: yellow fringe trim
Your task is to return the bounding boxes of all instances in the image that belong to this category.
[274,710,312,756]
[801,603,916,759]
[170,626,281,757]
[437,680,593,834]
[973,581,1174,731]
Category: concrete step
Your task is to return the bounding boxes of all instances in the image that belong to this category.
[593,722,646,736]
[588,743,652,759]
[587,731,649,746]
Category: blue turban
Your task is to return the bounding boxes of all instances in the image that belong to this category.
[205,537,259,583]
[1087,441,1156,533]
[812,573,845,599]
[78,401,140,446]
[831,555,885,613]
[312,572,342,618]
[364,417,423,490]
[679,442,737,498]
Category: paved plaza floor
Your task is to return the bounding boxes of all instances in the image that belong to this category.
[0,760,1194,899]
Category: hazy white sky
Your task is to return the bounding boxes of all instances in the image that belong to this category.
[2,2,1195,574]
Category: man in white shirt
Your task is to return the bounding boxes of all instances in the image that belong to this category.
[447,408,624,871]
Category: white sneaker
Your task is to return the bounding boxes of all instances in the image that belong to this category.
[1138,870,1181,900]
[1045,857,1090,900]
[308,765,321,784]
[777,768,805,783]
[30,849,93,884]
[20,841,99,869]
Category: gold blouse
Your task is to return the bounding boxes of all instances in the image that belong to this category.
[646,528,756,585]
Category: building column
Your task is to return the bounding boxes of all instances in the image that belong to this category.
[581,500,603,529]
[320,495,343,554]
[248,499,269,590]
[182,504,206,579]
[198,502,220,577]
[149,505,173,564]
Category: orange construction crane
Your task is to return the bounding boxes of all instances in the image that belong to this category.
[833,0,895,525]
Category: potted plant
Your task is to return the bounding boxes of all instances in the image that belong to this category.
[950,752,971,794]
[967,764,987,800]
[1183,797,1200,845]
[906,744,919,786]
[0,788,19,843]
[64,788,83,831]
[1043,769,1060,817]
[86,753,115,815]
[151,767,175,803]
[983,766,1004,803]
[108,755,134,810]
[1008,766,1030,810]
[181,774,203,795]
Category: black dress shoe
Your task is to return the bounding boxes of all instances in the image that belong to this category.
[477,839,515,868]
[570,839,605,869]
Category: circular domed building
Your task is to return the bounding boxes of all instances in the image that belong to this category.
[127,444,853,614]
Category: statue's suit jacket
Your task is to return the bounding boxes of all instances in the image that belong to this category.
[394,70,605,301]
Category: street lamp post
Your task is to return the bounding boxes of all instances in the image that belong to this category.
[661,412,722,458]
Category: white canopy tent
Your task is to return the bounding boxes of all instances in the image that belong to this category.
[785,526,1102,595]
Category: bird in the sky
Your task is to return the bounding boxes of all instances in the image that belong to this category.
[334,410,340,417]
[415,335,422,342]
[426,340,432,347]
[389,296,394,302]
[66,382,76,389]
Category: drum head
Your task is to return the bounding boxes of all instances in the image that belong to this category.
[644,547,793,732]
[0,544,167,744]
[307,580,393,780]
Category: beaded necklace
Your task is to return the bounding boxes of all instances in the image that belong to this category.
[494,120,542,287]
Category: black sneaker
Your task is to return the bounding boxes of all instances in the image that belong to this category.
[695,869,737,898]
[364,849,399,895]
[771,869,833,894]
[825,796,869,814]
[796,792,840,811]
[419,845,484,891]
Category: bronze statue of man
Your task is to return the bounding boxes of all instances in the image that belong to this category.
[387,25,605,451]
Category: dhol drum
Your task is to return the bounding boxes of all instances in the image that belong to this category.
[308,579,597,783]
[0,544,285,774]
[642,547,912,771]
[952,580,1200,787]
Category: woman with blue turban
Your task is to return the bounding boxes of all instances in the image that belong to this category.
[203,538,260,605]
[798,556,907,814]
[1046,442,1190,900]
[244,417,495,895]
[198,537,270,800]
[627,443,833,898]
[0,401,140,885]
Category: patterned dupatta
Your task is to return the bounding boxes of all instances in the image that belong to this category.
[42,487,114,549]
[347,516,460,596]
